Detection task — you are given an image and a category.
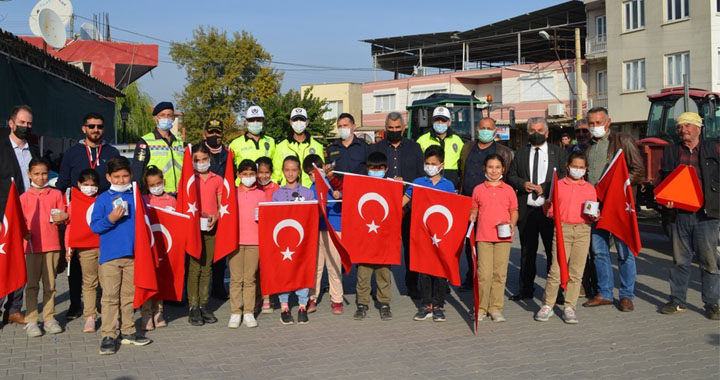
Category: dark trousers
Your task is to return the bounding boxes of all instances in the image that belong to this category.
[582,249,598,298]
[68,253,83,309]
[402,211,418,294]
[518,206,554,296]
[419,274,447,307]
[212,257,228,297]
[1,287,24,315]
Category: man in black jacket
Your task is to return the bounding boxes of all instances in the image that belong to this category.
[0,105,40,326]
[369,112,424,298]
[658,112,720,320]
[507,117,568,301]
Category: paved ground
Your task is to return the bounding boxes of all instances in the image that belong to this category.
[1,229,718,380]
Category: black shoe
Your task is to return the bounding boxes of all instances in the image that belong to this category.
[199,307,218,324]
[704,304,720,320]
[660,300,687,315]
[432,307,446,322]
[413,306,432,321]
[66,304,83,321]
[509,293,533,301]
[297,308,309,324]
[379,304,392,321]
[99,336,117,355]
[458,283,473,293]
[353,304,368,320]
[119,333,152,346]
[280,309,294,325]
[188,307,204,326]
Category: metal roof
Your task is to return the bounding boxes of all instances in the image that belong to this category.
[362,1,586,75]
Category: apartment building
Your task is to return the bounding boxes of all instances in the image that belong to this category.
[300,82,363,135]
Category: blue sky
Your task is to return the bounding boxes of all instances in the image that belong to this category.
[1,0,567,103]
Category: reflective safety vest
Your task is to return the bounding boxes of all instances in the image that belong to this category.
[141,132,184,193]
[416,132,463,170]
[272,137,324,187]
[228,134,276,167]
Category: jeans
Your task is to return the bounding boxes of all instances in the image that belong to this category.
[1,287,24,314]
[419,274,447,308]
[591,225,636,300]
[278,288,309,306]
[669,213,720,306]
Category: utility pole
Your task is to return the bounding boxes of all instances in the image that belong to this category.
[575,27,582,120]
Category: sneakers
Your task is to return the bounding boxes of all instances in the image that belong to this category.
[705,304,720,320]
[261,301,273,314]
[490,312,506,323]
[331,302,344,315]
[83,316,96,333]
[153,311,167,328]
[99,336,117,355]
[44,319,63,334]
[535,305,554,322]
[307,299,317,313]
[297,307,309,324]
[413,306,433,321]
[199,307,218,324]
[379,304,392,321]
[280,309,294,325]
[142,314,154,331]
[244,313,258,328]
[119,333,152,346]
[353,304,368,320]
[432,307,446,322]
[188,307,204,326]
[228,314,241,329]
[661,300,687,315]
[563,307,578,324]
[25,323,43,337]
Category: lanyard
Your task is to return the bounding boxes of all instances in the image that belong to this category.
[85,143,102,169]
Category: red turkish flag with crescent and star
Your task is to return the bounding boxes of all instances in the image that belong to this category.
[147,205,189,301]
[258,201,319,295]
[214,149,239,262]
[0,180,28,299]
[596,150,642,256]
[409,186,471,286]
[65,187,100,249]
[341,174,403,265]
[133,182,160,308]
[312,166,352,274]
[176,144,202,259]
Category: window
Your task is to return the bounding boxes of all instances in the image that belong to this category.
[374,94,395,112]
[624,59,646,91]
[624,0,645,31]
[597,70,608,95]
[521,76,555,102]
[666,52,690,86]
[322,100,343,120]
[596,15,607,42]
[666,0,689,21]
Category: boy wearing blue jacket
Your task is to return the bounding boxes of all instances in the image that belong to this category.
[90,156,151,355]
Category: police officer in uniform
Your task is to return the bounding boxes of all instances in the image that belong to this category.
[228,105,275,171]
[132,102,184,193]
[272,107,324,187]
[416,106,464,189]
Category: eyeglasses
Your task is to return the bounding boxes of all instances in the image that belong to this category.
[575,129,589,134]
[85,124,105,130]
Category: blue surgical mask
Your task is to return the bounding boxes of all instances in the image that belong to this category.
[433,123,448,135]
[368,170,385,178]
[477,129,495,143]
[157,118,174,131]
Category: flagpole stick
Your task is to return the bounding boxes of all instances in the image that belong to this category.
[331,170,438,191]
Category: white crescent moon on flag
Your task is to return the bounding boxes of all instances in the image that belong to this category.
[357,192,389,222]
[151,223,172,254]
[85,203,95,227]
[145,215,155,248]
[1,216,7,239]
[186,175,195,197]
[422,205,453,235]
[272,219,305,247]
[223,178,230,198]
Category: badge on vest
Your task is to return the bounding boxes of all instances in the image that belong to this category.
[453,143,458,153]
[309,148,316,154]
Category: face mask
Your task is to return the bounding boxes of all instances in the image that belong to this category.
[14,126,31,140]
[110,183,132,193]
[590,126,607,138]
[193,162,211,173]
[368,170,386,178]
[338,128,352,140]
[292,120,307,134]
[206,135,222,149]
[477,129,495,143]
[157,118,174,131]
[432,123,448,135]
[424,164,442,177]
[528,132,546,146]
[80,185,98,196]
[569,167,586,179]
[258,178,271,186]
[149,185,165,196]
[241,176,257,187]
[485,173,503,182]
[247,121,263,135]
[30,181,48,189]
[386,130,402,143]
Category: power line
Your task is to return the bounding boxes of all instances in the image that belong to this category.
[73,14,173,45]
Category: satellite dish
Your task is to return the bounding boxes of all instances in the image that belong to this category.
[29,0,73,38]
[79,23,102,41]
[38,8,67,49]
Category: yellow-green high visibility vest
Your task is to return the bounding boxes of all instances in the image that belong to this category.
[142,132,184,193]
[416,132,463,170]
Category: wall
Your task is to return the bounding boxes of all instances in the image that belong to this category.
[301,82,363,134]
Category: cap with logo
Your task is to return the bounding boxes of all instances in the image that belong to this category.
[205,119,224,133]
[153,101,174,116]
[290,107,308,120]
[246,105,265,119]
[432,106,451,121]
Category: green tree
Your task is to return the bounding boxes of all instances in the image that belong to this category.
[170,26,282,144]
[115,82,155,143]
[259,87,334,143]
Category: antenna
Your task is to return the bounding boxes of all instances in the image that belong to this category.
[38,8,66,49]
[29,0,73,38]
[79,22,101,41]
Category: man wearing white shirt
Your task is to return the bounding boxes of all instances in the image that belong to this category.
[507,117,568,300]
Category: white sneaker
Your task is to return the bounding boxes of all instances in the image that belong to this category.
[490,312,506,323]
[243,313,257,328]
[535,305,554,322]
[25,323,43,337]
[228,314,241,329]
[563,307,579,324]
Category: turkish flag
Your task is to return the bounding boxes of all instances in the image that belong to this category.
[596,150,642,256]
[176,144,202,259]
[214,150,239,262]
[549,171,570,290]
[133,182,159,308]
[312,166,352,274]
[66,187,100,249]
[341,174,403,265]
[409,186,471,286]
[467,222,479,335]
[147,205,188,301]
[0,181,28,299]
[258,201,319,295]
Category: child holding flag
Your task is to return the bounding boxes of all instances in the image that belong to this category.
[20,158,68,337]
[535,152,597,324]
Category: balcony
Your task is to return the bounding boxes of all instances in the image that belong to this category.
[588,95,608,110]
[585,35,607,56]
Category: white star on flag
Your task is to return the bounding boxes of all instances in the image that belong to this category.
[187,202,198,216]
[0,243,5,255]
[218,203,229,218]
[625,203,635,213]
[280,247,295,261]
[431,234,442,247]
[366,220,380,233]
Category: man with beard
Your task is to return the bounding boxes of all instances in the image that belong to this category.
[56,112,120,320]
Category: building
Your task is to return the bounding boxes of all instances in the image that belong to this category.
[300,82,363,135]
[585,0,720,136]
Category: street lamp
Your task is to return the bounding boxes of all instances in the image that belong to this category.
[120,103,130,144]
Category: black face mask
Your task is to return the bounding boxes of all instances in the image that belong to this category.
[206,135,222,148]
[386,130,403,143]
[14,126,31,140]
[528,132,546,146]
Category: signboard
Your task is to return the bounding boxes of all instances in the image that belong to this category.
[496,126,510,141]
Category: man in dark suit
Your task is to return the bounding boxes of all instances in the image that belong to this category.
[0,105,40,326]
[507,117,568,301]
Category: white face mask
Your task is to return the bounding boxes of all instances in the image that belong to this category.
[338,128,352,140]
[247,121,263,135]
[31,181,49,189]
[258,177,271,186]
[569,167,586,179]
[241,176,257,187]
[424,164,442,177]
[292,120,307,134]
[110,183,132,193]
[193,162,211,173]
[80,185,98,196]
[590,126,607,138]
[485,173,503,182]
[149,185,165,196]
